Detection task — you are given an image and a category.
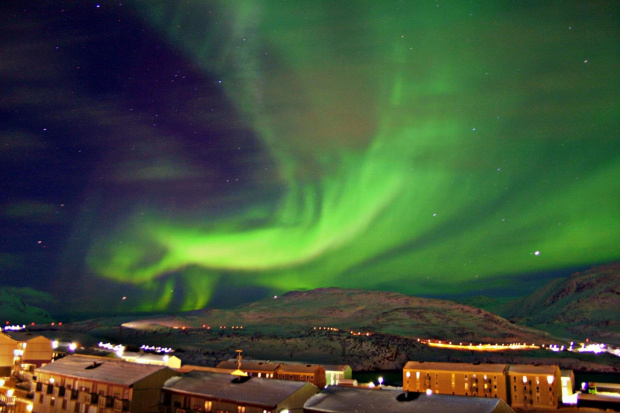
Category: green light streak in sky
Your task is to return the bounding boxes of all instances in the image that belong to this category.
[88,1,619,311]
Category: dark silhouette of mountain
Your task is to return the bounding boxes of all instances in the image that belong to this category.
[501,263,620,345]
[130,287,557,344]
[0,287,54,324]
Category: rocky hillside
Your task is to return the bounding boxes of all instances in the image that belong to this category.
[128,288,557,345]
[502,263,620,345]
[0,287,53,324]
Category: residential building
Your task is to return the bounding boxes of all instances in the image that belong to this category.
[160,371,318,413]
[276,364,326,389]
[403,361,508,400]
[303,385,515,413]
[33,354,178,413]
[322,365,352,386]
[0,334,17,377]
[506,364,561,410]
[215,361,279,379]
[216,360,326,388]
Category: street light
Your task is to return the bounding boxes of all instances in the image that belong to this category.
[378,377,383,388]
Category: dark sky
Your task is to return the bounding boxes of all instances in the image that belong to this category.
[1,1,618,318]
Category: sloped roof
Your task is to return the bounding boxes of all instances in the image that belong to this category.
[304,386,514,413]
[323,365,350,372]
[0,333,17,344]
[216,360,280,372]
[404,361,507,374]
[36,355,173,386]
[163,371,316,408]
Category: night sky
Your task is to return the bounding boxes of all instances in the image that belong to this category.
[1,1,618,317]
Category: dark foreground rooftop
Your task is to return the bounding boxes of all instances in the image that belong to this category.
[304,386,515,413]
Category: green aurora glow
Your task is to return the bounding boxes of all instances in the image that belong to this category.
[81,1,619,312]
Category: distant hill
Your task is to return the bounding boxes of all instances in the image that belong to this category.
[0,287,53,324]
[130,287,556,345]
[53,286,620,372]
[500,263,620,345]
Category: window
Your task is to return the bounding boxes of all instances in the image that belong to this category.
[204,401,212,412]
[237,407,246,413]
[50,397,56,406]
[62,400,68,410]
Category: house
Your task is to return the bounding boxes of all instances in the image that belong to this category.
[0,334,17,377]
[2,332,54,373]
[322,365,352,386]
[403,361,508,400]
[216,359,326,388]
[215,360,279,378]
[506,364,561,409]
[33,354,178,413]
[160,370,318,413]
[21,335,54,370]
[303,385,515,413]
[276,364,326,389]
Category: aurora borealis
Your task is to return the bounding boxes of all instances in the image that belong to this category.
[1,1,619,317]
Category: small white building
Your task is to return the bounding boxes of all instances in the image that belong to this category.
[121,352,181,369]
[323,364,352,386]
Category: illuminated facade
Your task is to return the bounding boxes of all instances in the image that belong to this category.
[403,361,562,409]
[33,355,178,413]
[403,362,508,400]
[506,365,561,409]
[0,334,17,377]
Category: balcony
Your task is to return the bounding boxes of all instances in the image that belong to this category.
[113,399,129,411]
[85,393,99,405]
[99,396,113,408]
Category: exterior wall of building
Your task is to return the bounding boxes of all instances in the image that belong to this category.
[507,368,561,410]
[276,366,326,389]
[275,382,319,413]
[33,373,133,413]
[34,368,177,413]
[403,366,507,401]
[131,368,179,413]
[0,334,17,374]
[23,336,53,367]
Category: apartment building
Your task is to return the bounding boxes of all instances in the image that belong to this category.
[506,364,561,409]
[33,355,178,413]
[403,361,508,400]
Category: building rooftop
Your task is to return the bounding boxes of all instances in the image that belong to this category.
[163,371,316,408]
[506,364,559,375]
[36,354,173,386]
[404,361,508,374]
[278,363,323,373]
[323,365,350,372]
[304,386,514,413]
[216,360,280,372]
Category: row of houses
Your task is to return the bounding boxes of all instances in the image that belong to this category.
[30,355,514,413]
[0,332,587,412]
